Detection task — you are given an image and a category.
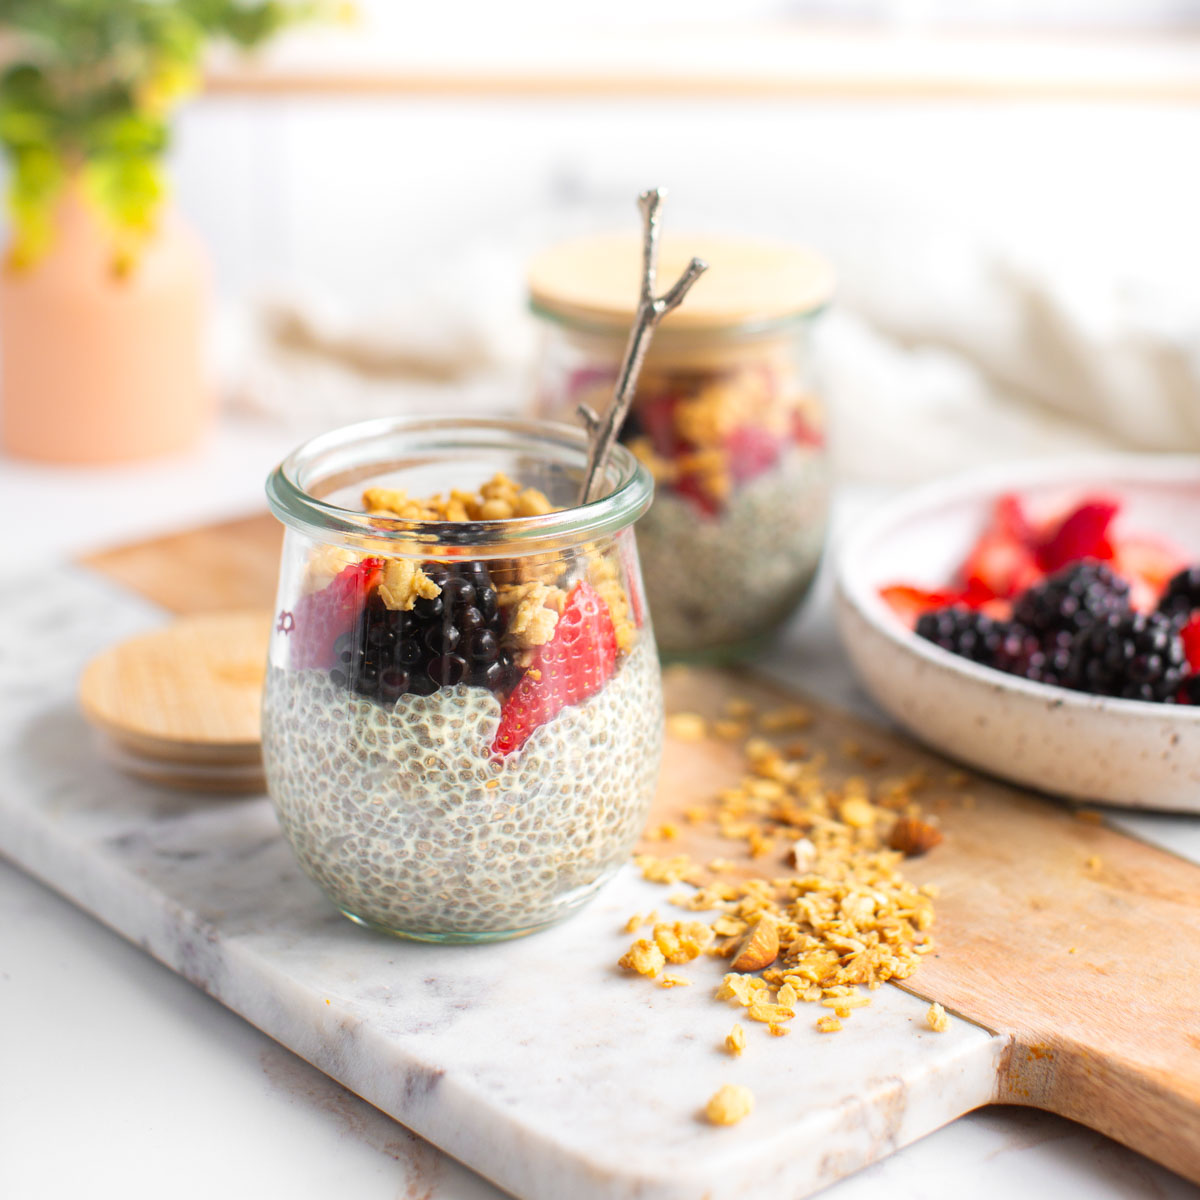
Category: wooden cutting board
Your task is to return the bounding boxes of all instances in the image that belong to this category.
[82,512,1200,1186]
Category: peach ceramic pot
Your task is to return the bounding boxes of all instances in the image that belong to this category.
[0,190,212,464]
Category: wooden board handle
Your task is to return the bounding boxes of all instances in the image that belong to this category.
[1000,1032,1200,1182]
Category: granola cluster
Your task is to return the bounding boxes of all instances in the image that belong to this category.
[363,472,556,523]
[377,558,441,612]
[588,551,637,653]
[619,694,948,1122]
[498,580,567,653]
[302,543,361,594]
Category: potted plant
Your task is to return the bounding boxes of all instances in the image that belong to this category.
[0,1,317,464]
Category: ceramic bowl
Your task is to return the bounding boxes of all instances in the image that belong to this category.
[834,455,1200,811]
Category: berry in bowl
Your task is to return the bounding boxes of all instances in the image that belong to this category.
[262,417,663,942]
[835,457,1200,810]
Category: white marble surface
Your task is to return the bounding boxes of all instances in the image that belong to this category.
[1,418,1198,1200]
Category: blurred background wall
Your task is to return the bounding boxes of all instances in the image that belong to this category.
[10,0,1200,481]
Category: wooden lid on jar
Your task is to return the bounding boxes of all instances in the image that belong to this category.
[528,233,835,333]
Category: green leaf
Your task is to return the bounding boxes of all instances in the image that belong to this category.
[6,144,64,269]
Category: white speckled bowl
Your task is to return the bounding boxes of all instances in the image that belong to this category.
[834,455,1200,811]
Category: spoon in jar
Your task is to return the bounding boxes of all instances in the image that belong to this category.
[577,188,708,505]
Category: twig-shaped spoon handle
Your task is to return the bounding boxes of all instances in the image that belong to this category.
[578,188,708,505]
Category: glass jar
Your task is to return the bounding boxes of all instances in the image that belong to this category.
[262,416,662,943]
[528,233,834,660]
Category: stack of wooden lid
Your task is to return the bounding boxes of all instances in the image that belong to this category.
[79,611,272,793]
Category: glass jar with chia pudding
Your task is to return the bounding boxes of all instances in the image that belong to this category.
[262,416,663,943]
[528,233,835,660]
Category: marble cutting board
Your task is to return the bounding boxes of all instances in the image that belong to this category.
[4,532,1200,1197]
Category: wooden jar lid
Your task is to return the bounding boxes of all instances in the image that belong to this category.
[528,233,835,334]
[79,611,272,792]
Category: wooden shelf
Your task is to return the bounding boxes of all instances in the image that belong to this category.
[203,25,1200,102]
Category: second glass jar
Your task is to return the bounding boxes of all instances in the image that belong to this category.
[529,234,834,660]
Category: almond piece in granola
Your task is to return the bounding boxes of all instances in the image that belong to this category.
[888,816,944,857]
[729,915,780,973]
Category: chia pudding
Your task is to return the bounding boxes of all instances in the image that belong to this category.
[637,445,828,655]
[262,638,662,937]
[262,461,663,941]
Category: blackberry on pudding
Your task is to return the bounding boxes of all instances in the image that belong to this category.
[338,562,514,702]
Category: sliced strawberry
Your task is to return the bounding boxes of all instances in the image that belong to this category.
[636,393,684,460]
[492,581,617,756]
[879,584,969,627]
[291,557,383,670]
[1035,498,1119,572]
[790,410,825,448]
[1113,535,1187,604]
[1181,615,1200,673]
[671,474,721,518]
[993,493,1035,544]
[960,528,1041,602]
[725,424,783,485]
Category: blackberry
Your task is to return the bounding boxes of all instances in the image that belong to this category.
[1158,567,1200,623]
[337,560,514,702]
[1179,675,1200,706]
[1013,562,1131,641]
[917,607,1072,686]
[915,607,1011,666]
[1064,611,1187,703]
[994,626,1073,687]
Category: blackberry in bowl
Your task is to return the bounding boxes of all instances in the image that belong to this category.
[1064,611,1187,703]
[1013,562,1131,640]
[262,417,663,942]
[1158,566,1200,623]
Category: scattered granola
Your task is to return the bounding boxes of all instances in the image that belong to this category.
[705,1083,755,1126]
[666,712,708,742]
[926,1002,949,1033]
[725,1024,747,1056]
[759,705,813,733]
[623,691,942,1064]
[712,719,750,742]
[618,938,665,978]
